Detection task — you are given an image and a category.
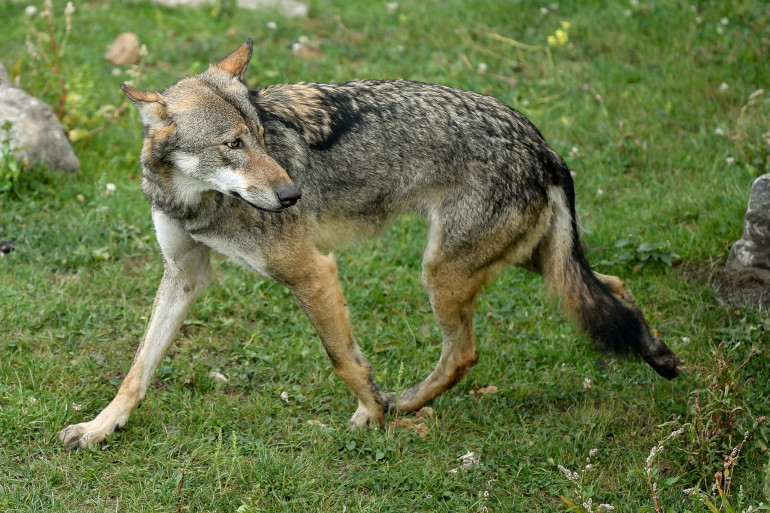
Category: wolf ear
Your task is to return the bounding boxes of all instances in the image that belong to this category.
[121,83,170,129]
[215,39,253,82]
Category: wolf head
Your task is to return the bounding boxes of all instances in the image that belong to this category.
[122,40,301,212]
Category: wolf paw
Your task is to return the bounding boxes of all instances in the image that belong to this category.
[348,404,384,429]
[58,421,116,449]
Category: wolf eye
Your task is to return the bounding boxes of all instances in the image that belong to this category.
[224,138,243,149]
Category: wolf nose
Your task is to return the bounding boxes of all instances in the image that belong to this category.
[277,185,301,207]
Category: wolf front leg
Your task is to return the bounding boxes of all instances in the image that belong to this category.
[283,251,388,428]
[59,212,212,448]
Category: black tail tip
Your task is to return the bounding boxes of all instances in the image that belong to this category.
[643,338,682,380]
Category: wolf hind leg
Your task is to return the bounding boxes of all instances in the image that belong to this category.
[384,251,496,414]
[384,201,551,414]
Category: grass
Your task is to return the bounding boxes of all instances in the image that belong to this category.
[1,0,768,511]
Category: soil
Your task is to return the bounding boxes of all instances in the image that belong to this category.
[681,262,770,306]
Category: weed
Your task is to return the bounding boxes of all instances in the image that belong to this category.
[640,428,685,513]
[558,449,616,512]
[23,0,74,119]
[22,0,147,145]
[670,340,763,482]
[0,120,24,193]
[595,235,680,270]
[683,417,769,513]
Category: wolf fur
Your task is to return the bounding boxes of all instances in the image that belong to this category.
[59,40,680,448]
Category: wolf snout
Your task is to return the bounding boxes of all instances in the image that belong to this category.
[276,184,301,208]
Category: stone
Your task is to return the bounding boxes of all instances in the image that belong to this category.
[0,61,79,173]
[105,33,140,66]
[726,173,770,271]
[152,0,309,17]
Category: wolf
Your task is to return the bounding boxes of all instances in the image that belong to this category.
[59,40,680,448]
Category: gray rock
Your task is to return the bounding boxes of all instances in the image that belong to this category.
[0,61,79,173]
[727,173,770,271]
[153,0,308,17]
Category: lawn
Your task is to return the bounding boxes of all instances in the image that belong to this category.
[1,0,768,511]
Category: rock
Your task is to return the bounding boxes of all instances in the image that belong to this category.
[105,33,140,66]
[0,241,14,256]
[152,0,309,17]
[727,173,770,272]
[208,371,228,383]
[0,62,79,173]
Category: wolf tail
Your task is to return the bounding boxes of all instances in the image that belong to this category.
[535,167,680,379]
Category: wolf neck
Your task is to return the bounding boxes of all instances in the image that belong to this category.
[141,166,222,223]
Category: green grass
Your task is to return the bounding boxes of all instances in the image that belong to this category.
[1,0,768,511]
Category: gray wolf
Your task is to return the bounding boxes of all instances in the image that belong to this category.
[59,40,680,448]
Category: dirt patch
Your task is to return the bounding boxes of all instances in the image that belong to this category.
[681,262,770,306]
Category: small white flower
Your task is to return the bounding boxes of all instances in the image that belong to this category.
[64,1,75,15]
[549,3,559,10]
[720,17,729,25]
[540,7,549,15]
[583,377,592,389]
[477,62,488,75]
[280,391,289,403]
[589,448,599,458]
[386,2,398,13]
[696,16,702,24]
[106,183,116,194]
[139,44,149,58]
[726,156,735,166]
[714,127,724,136]
[298,35,310,44]
[716,25,724,34]
[719,82,729,92]
[111,68,122,77]
[267,21,277,30]
[645,445,659,469]
[630,0,639,6]
[682,336,691,343]
[624,9,632,16]
[558,465,579,484]
[25,5,38,17]
[597,189,604,196]
[597,505,615,512]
